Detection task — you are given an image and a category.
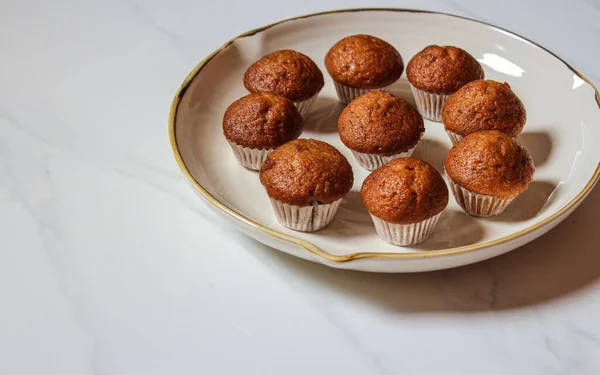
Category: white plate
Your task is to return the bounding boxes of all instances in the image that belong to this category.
[169,8,600,272]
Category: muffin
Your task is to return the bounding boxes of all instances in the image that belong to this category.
[325,34,404,103]
[361,157,448,246]
[223,93,303,170]
[244,50,324,116]
[442,80,527,145]
[445,130,534,217]
[407,45,484,122]
[338,91,424,170]
[259,139,353,232]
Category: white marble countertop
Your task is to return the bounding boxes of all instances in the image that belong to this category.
[2,0,600,374]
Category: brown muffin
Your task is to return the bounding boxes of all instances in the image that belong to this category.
[243,50,324,102]
[338,91,424,155]
[361,158,448,225]
[325,34,404,88]
[223,93,303,149]
[406,45,484,94]
[445,130,534,199]
[259,139,353,206]
[442,80,527,137]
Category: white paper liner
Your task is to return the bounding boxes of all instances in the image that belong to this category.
[227,141,272,170]
[333,81,391,104]
[409,84,451,122]
[371,212,442,246]
[269,198,343,232]
[446,130,464,146]
[351,143,418,171]
[293,94,318,117]
[448,178,516,217]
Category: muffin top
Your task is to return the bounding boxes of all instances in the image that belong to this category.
[361,157,448,224]
[243,50,324,102]
[325,34,404,89]
[445,130,534,199]
[406,45,484,94]
[338,91,424,155]
[442,80,527,137]
[259,139,354,206]
[222,93,303,149]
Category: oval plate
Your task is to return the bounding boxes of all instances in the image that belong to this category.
[170,8,600,272]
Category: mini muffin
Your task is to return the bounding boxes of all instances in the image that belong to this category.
[338,91,424,170]
[325,34,404,103]
[442,80,526,145]
[406,45,484,121]
[223,93,303,170]
[445,130,534,217]
[259,139,353,232]
[361,157,448,246]
[244,50,324,116]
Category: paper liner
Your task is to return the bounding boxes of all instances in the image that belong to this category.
[228,141,272,170]
[448,179,516,217]
[333,81,391,104]
[409,84,451,122]
[371,212,442,246]
[293,94,318,117]
[351,143,418,171]
[269,198,343,232]
[446,130,464,146]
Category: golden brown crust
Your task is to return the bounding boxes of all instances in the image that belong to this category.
[445,130,534,199]
[259,139,354,206]
[361,158,448,224]
[243,50,324,102]
[406,45,484,94]
[325,34,404,89]
[338,91,424,155]
[442,80,526,137]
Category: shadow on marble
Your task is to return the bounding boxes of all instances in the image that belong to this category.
[239,183,600,313]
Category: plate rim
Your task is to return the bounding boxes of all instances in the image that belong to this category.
[168,7,600,263]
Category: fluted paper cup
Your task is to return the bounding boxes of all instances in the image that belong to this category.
[351,143,418,171]
[370,212,442,246]
[409,84,451,122]
[228,141,272,170]
[333,81,391,104]
[448,178,516,217]
[269,198,343,232]
[446,130,464,146]
[294,94,318,117]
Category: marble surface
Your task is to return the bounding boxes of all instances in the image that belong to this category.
[1,0,599,374]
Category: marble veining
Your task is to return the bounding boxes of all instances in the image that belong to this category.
[1,0,600,374]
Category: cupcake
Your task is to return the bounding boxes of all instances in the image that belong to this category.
[338,91,424,171]
[325,34,404,103]
[406,45,484,122]
[361,157,448,246]
[442,80,527,145]
[244,50,324,116]
[445,130,534,217]
[259,139,353,232]
[223,93,303,170]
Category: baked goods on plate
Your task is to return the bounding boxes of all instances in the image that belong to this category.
[325,34,404,103]
[244,49,324,116]
[445,130,535,217]
[223,93,303,170]
[407,45,484,121]
[259,139,354,232]
[338,90,424,170]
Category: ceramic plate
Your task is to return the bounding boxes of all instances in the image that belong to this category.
[170,8,600,272]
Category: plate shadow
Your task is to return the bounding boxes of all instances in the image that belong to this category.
[517,131,553,167]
